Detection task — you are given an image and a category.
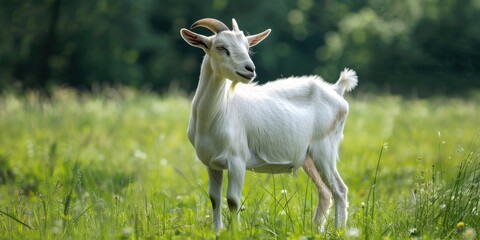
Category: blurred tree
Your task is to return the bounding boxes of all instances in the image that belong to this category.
[0,0,479,96]
[316,0,480,96]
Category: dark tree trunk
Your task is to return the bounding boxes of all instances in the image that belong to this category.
[37,0,62,95]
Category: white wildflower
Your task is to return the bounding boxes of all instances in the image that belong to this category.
[160,158,168,166]
[463,227,477,240]
[346,227,360,238]
[133,149,147,159]
[122,227,134,235]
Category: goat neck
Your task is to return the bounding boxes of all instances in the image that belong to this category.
[188,55,230,142]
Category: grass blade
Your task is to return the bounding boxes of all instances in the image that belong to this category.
[0,209,33,230]
[72,205,93,223]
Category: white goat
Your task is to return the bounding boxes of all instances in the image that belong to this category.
[180,18,357,232]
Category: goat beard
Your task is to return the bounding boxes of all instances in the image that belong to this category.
[229,81,239,94]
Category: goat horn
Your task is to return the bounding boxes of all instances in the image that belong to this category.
[190,18,229,33]
[232,18,240,32]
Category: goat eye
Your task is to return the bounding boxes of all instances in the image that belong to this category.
[216,46,230,56]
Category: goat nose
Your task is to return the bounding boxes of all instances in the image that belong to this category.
[245,64,255,73]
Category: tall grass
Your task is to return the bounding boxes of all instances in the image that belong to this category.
[0,88,479,239]
[357,138,479,239]
[411,135,480,238]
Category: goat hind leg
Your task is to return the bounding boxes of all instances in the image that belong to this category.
[331,170,348,229]
[207,167,224,231]
[317,163,348,229]
[302,157,332,232]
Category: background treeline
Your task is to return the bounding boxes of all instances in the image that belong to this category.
[1,0,479,96]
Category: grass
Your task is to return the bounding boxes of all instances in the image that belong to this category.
[0,88,479,239]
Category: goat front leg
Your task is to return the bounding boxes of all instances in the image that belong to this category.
[207,167,224,231]
[226,158,246,232]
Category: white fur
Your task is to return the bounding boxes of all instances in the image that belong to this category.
[180,18,357,232]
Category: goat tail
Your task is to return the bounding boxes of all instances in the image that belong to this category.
[333,68,358,96]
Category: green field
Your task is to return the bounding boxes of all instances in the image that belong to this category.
[0,89,479,239]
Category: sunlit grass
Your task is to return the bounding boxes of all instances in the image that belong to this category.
[0,88,479,239]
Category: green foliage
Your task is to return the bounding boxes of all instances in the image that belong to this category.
[1,0,479,95]
[0,89,479,239]
[320,0,480,96]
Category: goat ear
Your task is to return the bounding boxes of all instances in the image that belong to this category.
[247,29,271,47]
[180,28,211,50]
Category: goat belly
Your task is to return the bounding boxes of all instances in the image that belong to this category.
[246,155,301,173]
